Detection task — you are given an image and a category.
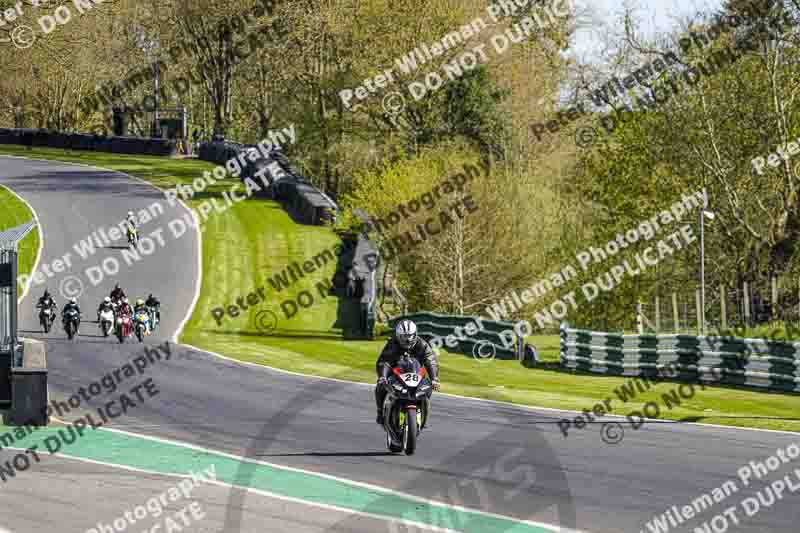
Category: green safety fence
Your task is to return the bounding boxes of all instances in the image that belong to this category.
[389,312,524,359]
[559,324,800,392]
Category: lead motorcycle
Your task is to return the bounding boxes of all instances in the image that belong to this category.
[381,353,433,456]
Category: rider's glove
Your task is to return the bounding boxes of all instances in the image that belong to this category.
[377,377,389,388]
[432,380,441,391]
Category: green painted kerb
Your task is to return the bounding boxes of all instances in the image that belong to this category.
[2,426,561,533]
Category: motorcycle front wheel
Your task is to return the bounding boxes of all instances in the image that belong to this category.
[403,409,418,456]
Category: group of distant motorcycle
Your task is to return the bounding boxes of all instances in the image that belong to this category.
[35,285,160,344]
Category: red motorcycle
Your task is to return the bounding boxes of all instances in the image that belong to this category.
[116,310,133,343]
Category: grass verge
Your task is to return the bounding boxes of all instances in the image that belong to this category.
[0,183,40,295]
[2,145,800,433]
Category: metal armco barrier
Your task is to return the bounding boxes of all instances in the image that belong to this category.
[560,324,800,392]
[390,312,524,359]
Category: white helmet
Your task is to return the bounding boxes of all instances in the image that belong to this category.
[395,319,418,349]
[70,297,77,304]
[104,296,111,303]
[122,297,129,303]
[127,210,134,217]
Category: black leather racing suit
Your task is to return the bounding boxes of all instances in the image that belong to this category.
[37,296,56,310]
[110,287,125,302]
[146,295,161,321]
[62,303,81,329]
[375,337,439,411]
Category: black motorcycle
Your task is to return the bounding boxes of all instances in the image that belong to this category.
[37,304,55,333]
[381,353,432,455]
[63,309,80,340]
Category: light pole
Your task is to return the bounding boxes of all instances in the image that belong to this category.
[133,25,161,138]
[700,206,715,335]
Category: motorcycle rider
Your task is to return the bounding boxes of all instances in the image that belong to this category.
[110,283,125,302]
[118,296,133,317]
[375,319,440,425]
[145,293,161,325]
[36,289,56,312]
[36,289,57,326]
[62,297,81,332]
[125,210,137,242]
[133,298,150,334]
[97,296,114,320]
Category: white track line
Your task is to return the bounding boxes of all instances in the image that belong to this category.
[0,444,462,533]
[37,418,584,533]
[0,182,43,304]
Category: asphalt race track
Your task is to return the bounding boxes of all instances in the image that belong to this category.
[2,156,800,533]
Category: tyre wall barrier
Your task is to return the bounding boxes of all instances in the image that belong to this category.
[389,312,524,360]
[559,324,800,392]
[0,128,177,157]
[197,140,339,226]
[198,140,372,336]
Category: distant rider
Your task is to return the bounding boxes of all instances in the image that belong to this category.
[126,210,137,242]
[62,297,81,332]
[145,293,161,325]
[36,289,57,326]
[134,298,150,334]
[374,319,440,425]
[110,283,125,302]
[36,289,56,311]
[118,297,133,317]
[97,296,113,320]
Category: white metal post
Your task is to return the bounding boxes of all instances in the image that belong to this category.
[700,208,706,335]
